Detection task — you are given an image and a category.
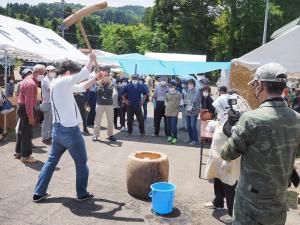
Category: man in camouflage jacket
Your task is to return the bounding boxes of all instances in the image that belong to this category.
[221,63,300,225]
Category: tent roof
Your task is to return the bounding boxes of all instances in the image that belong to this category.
[0,15,87,64]
[145,52,206,62]
[232,25,300,73]
[271,17,300,39]
[98,53,230,75]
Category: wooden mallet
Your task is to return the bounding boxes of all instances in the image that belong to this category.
[63,1,108,71]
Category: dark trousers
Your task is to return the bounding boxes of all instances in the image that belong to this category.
[213,178,237,216]
[120,104,127,127]
[154,101,167,136]
[74,95,87,131]
[143,101,148,121]
[166,116,178,138]
[15,104,32,157]
[87,91,97,126]
[127,105,145,134]
[114,108,120,127]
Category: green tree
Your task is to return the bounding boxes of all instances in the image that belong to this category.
[100,24,168,54]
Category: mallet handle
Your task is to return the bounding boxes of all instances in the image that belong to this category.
[77,21,99,70]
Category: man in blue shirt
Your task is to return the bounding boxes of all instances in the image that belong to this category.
[138,77,150,121]
[121,75,147,136]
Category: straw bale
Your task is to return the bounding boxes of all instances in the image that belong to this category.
[229,64,260,109]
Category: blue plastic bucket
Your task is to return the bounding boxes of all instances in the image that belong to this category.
[149,182,176,215]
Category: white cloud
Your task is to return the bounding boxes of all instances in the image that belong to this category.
[0,0,155,7]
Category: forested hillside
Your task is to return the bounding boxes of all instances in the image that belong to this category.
[0,1,299,60]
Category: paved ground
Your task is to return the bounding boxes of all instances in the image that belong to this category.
[0,105,299,225]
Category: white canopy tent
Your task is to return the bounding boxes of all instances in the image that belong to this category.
[0,15,88,63]
[232,25,300,73]
[0,15,88,133]
[145,52,206,62]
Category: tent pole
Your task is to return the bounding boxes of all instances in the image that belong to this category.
[135,64,137,74]
[262,0,269,45]
[3,50,8,134]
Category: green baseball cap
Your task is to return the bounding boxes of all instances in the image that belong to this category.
[248,63,287,86]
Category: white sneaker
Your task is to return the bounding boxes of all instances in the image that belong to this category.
[189,141,199,146]
[204,202,224,210]
[219,214,233,223]
[121,127,128,132]
[92,136,98,142]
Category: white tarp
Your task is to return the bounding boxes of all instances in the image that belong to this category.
[145,52,207,62]
[0,15,88,63]
[232,25,300,73]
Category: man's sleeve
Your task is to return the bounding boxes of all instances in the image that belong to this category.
[68,66,90,85]
[73,83,86,93]
[221,114,253,161]
[24,84,37,118]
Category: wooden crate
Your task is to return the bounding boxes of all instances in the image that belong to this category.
[0,97,17,129]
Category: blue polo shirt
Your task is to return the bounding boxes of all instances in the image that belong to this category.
[122,83,147,108]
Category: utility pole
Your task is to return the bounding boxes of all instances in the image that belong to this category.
[262,0,270,45]
[61,0,65,38]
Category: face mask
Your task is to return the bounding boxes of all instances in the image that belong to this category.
[188,84,194,90]
[181,84,186,88]
[203,91,209,97]
[9,80,14,84]
[169,87,175,92]
[160,81,167,86]
[49,72,56,78]
[122,82,127,87]
[132,80,138,85]
[37,75,44,82]
[118,83,122,87]
[139,81,143,85]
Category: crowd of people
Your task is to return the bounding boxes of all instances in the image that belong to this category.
[1,56,299,225]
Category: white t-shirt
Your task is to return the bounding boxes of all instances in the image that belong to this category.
[212,94,229,123]
[41,75,53,103]
[50,67,90,127]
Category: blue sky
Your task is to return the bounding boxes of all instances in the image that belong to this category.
[0,0,155,7]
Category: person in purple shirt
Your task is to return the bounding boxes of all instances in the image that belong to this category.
[121,75,147,136]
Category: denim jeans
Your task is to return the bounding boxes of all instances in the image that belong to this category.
[34,123,89,198]
[166,116,178,138]
[187,115,199,142]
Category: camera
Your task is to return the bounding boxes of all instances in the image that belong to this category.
[223,94,240,137]
[227,95,237,108]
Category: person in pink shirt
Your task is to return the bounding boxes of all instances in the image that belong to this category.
[15,64,45,163]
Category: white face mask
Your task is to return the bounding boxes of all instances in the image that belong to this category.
[203,91,209,97]
[169,87,175,92]
[49,72,56,78]
[37,75,44,82]
[118,83,122,87]
[132,80,138,85]
[161,81,167,86]
[139,81,143,85]
[122,82,127,87]
[188,84,194,90]
[181,84,186,88]
[9,80,14,83]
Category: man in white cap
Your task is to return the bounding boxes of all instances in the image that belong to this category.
[221,63,300,225]
[40,65,56,145]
